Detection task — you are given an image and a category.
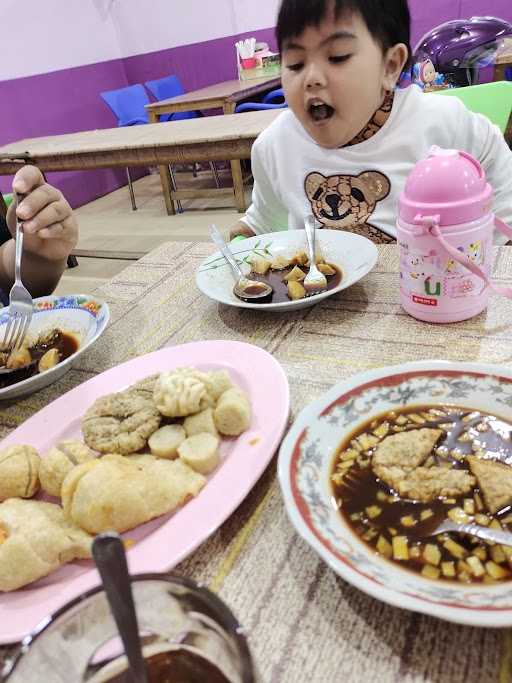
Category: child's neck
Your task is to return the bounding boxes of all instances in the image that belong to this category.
[342,91,395,148]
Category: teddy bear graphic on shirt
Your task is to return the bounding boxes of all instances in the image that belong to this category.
[304,170,392,243]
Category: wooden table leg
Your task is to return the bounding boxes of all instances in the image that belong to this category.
[223,102,247,213]
[148,111,176,216]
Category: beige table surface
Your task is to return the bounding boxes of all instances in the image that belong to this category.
[2,242,512,682]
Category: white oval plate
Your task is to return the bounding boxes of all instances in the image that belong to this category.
[278,360,512,627]
[196,230,378,311]
[0,295,109,400]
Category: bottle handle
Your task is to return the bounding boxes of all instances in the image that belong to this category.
[425,217,512,299]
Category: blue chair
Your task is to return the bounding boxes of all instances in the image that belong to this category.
[235,86,287,113]
[100,84,173,210]
[263,88,286,104]
[144,75,221,195]
[144,75,198,121]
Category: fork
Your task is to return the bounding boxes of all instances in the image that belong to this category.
[1,193,33,352]
[429,519,512,545]
[303,215,327,296]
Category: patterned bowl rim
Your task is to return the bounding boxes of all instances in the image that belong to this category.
[0,294,109,396]
[278,360,512,627]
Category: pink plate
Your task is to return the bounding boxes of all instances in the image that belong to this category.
[0,340,290,644]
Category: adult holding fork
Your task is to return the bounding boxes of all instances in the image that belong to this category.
[0,166,78,304]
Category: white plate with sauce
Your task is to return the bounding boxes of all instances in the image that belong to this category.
[196,230,378,312]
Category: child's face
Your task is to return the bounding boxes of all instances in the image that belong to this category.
[281,7,407,148]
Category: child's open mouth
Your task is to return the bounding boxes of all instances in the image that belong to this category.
[308,101,335,122]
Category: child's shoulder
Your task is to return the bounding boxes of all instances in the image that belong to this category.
[396,85,468,121]
[253,109,301,150]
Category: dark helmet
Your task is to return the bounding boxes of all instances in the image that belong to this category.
[413,16,512,87]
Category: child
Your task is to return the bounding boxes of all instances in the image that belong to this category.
[0,165,78,300]
[230,0,512,244]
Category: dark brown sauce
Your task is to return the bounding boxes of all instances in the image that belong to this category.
[331,406,512,583]
[0,329,78,388]
[105,648,231,683]
[246,263,342,304]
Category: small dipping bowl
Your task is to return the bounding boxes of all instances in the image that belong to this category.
[4,573,257,683]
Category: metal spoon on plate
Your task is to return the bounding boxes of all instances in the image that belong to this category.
[209,224,273,302]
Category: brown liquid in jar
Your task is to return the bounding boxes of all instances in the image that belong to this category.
[105,648,231,683]
[247,263,342,304]
[331,405,512,583]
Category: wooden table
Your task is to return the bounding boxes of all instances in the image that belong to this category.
[0,109,283,218]
[145,76,281,215]
[2,241,512,681]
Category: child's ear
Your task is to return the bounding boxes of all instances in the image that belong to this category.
[382,43,409,91]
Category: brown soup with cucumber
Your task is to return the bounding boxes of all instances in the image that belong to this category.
[331,405,512,583]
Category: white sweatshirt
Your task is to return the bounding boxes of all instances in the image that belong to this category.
[242,85,512,243]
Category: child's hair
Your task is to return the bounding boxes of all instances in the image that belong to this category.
[276,0,411,64]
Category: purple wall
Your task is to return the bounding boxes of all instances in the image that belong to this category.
[0,28,276,206]
[1,3,511,207]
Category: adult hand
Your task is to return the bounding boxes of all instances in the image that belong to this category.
[9,166,78,261]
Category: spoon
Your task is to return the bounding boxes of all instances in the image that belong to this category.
[92,533,148,683]
[209,224,273,302]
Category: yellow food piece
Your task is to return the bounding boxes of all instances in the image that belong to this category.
[357,433,379,450]
[466,555,485,577]
[423,544,441,566]
[458,571,471,583]
[443,538,467,559]
[282,266,306,283]
[392,536,409,561]
[270,255,290,271]
[422,565,441,580]
[441,561,456,578]
[420,509,434,521]
[213,387,251,436]
[490,546,506,564]
[373,422,390,439]
[463,499,475,515]
[6,347,31,370]
[474,493,484,511]
[249,255,271,275]
[473,546,487,562]
[474,513,490,526]
[317,263,336,276]
[388,527,398,536]
[400,515,417,528]
[287,281,306,300]
[409,546,422,559]
[38,348,61,373]
[0,445,40,501]
[290,250,309,266]
[376,535,393,558]
[447,507,470,524]
[408,414,426,425]
[486,561,509,580]
[177,433,220,475]
[501,545,512,562]
[366,505,382,519]
[376,491,388,502]
[148,424,186,459]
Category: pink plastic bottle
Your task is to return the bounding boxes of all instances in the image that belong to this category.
[397,146,509,323]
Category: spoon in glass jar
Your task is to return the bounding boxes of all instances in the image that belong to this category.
[209,224,273,302]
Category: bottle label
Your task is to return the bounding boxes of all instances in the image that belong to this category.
[399,235,491,308]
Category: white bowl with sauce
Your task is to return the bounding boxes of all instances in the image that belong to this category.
[278,360,512,627]
[196,230,378,312]
[0,294,109,400]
